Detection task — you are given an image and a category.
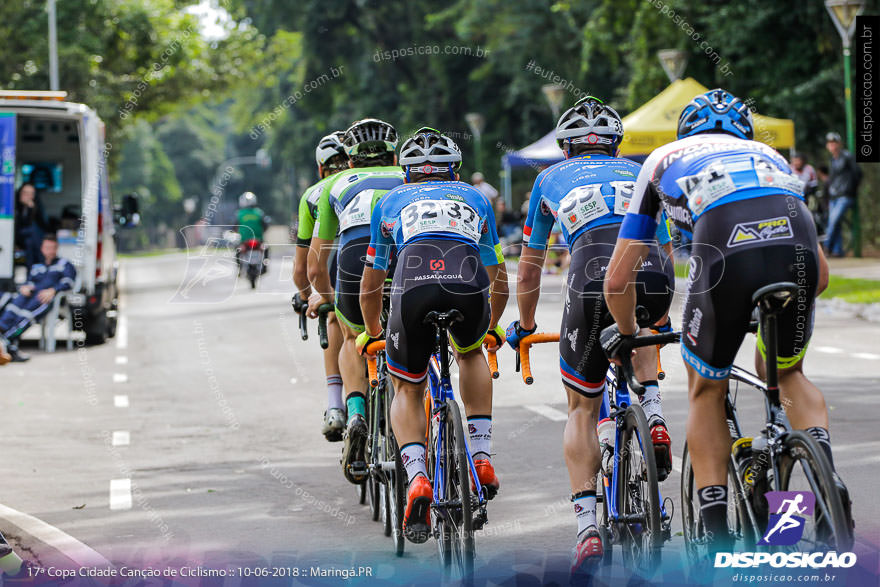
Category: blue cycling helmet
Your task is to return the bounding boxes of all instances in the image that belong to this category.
[677,89,754,140]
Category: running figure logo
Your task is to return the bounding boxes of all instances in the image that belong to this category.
[758,491,815,546]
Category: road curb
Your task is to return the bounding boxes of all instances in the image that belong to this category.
[0,504,110,569]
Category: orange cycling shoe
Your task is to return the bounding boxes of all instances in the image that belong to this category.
[471,459,500,500]
[651,422,672,482]
[403,475,433,544]
[571,529,603,576]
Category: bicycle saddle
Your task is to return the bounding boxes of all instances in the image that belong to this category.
[751,282,798,316]
[423,309,464,328]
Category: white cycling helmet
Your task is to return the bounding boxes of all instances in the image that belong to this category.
[315,131,347,167]
[555,96,623,151]
[239,191,257,208]
[343,118,398,161]
[399,127,462,179]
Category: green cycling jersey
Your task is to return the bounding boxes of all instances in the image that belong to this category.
[296,175,337,246]
[314,166,405,242]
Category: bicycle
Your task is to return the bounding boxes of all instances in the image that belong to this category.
[368,310,499,579]
[515,324,678,572]
[680,282,853,567]
[292,295,332,349]
[357,287,407,556]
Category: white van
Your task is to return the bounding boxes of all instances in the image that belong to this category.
[0,90,135,344]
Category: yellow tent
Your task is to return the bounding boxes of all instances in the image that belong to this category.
[618,78,795,156]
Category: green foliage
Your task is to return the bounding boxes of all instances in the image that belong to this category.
[115,119,183,229]
[821,275,880,304]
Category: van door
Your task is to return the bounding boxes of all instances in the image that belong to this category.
[0,112,15,283]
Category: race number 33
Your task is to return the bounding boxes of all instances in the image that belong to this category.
[401,199,481,242]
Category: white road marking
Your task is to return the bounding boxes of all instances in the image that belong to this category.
[113,373,128,384]
[672,455,683,473]
[116,315,128,349]
[111,431,130,446]
[0,503,111,567]
[114,395,129,408]
[115,356,128,365]
[109,479,132,510]
[525,404,568,422]
[815,346,844,354]
[854,352,880,360]
[289,377,298,385]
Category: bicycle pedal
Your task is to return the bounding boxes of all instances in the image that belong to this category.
[348,461,368,475]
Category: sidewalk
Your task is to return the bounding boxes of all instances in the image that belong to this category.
[826,257,880,280]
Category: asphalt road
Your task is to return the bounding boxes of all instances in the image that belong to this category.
[1,235,879,584]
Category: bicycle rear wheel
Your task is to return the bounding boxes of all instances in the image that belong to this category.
[384,378,406,556]
[596,473,613,566]
[436,400,475,580]
[617,404,661,572]
[774,430,852,551]
[680,441,756,566]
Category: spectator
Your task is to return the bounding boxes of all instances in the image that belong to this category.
[471,172,499,201]
[13,183,49,269]
[824,132,862,257]
[494,198,522,239]
[0,235,77,364]
[791,151,823,231]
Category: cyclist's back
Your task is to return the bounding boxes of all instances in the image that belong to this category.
[625,130,816,378]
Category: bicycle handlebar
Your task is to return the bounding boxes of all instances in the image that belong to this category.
[365,340,386,387]
[517,333,560,385]
[616,331,681,395]
[316,304,333,349]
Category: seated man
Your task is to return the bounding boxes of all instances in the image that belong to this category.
[0,235,77,364]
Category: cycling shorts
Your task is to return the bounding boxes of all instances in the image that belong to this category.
[681,194,818,379]
[385,239,491,383]
[560,225,674,397]
[334,236,370,332]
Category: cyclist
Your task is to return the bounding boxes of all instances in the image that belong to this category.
[237,191,267,243]
[603,88,844,553]
[307,118,405,484]
[293,132,348,441]
[505,96,674,570]
[357,127,509,544]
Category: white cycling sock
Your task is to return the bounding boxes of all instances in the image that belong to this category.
[401,442,427,483]
[326,375,344,411]
[573,491,597,536]
[467,416,492,460]
[639,381,664,427]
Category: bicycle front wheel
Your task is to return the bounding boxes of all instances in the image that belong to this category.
[617,404,661,572]
[775,430,852,551]
[436,400,475,580]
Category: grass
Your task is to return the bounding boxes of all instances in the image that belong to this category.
[820,275,880,304]
[673,263,879,304]
[118,248,180,258]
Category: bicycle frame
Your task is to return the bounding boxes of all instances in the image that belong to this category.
[425,338,488,509]
[600,366,670,530]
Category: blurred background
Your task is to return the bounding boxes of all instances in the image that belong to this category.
[1,0,877,252]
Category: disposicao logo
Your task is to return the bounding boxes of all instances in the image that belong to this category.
[714,490,857,569]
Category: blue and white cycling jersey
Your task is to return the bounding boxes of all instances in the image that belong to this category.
[523,154,671,250]
[366,181,504,271]
[620,134,805,241]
